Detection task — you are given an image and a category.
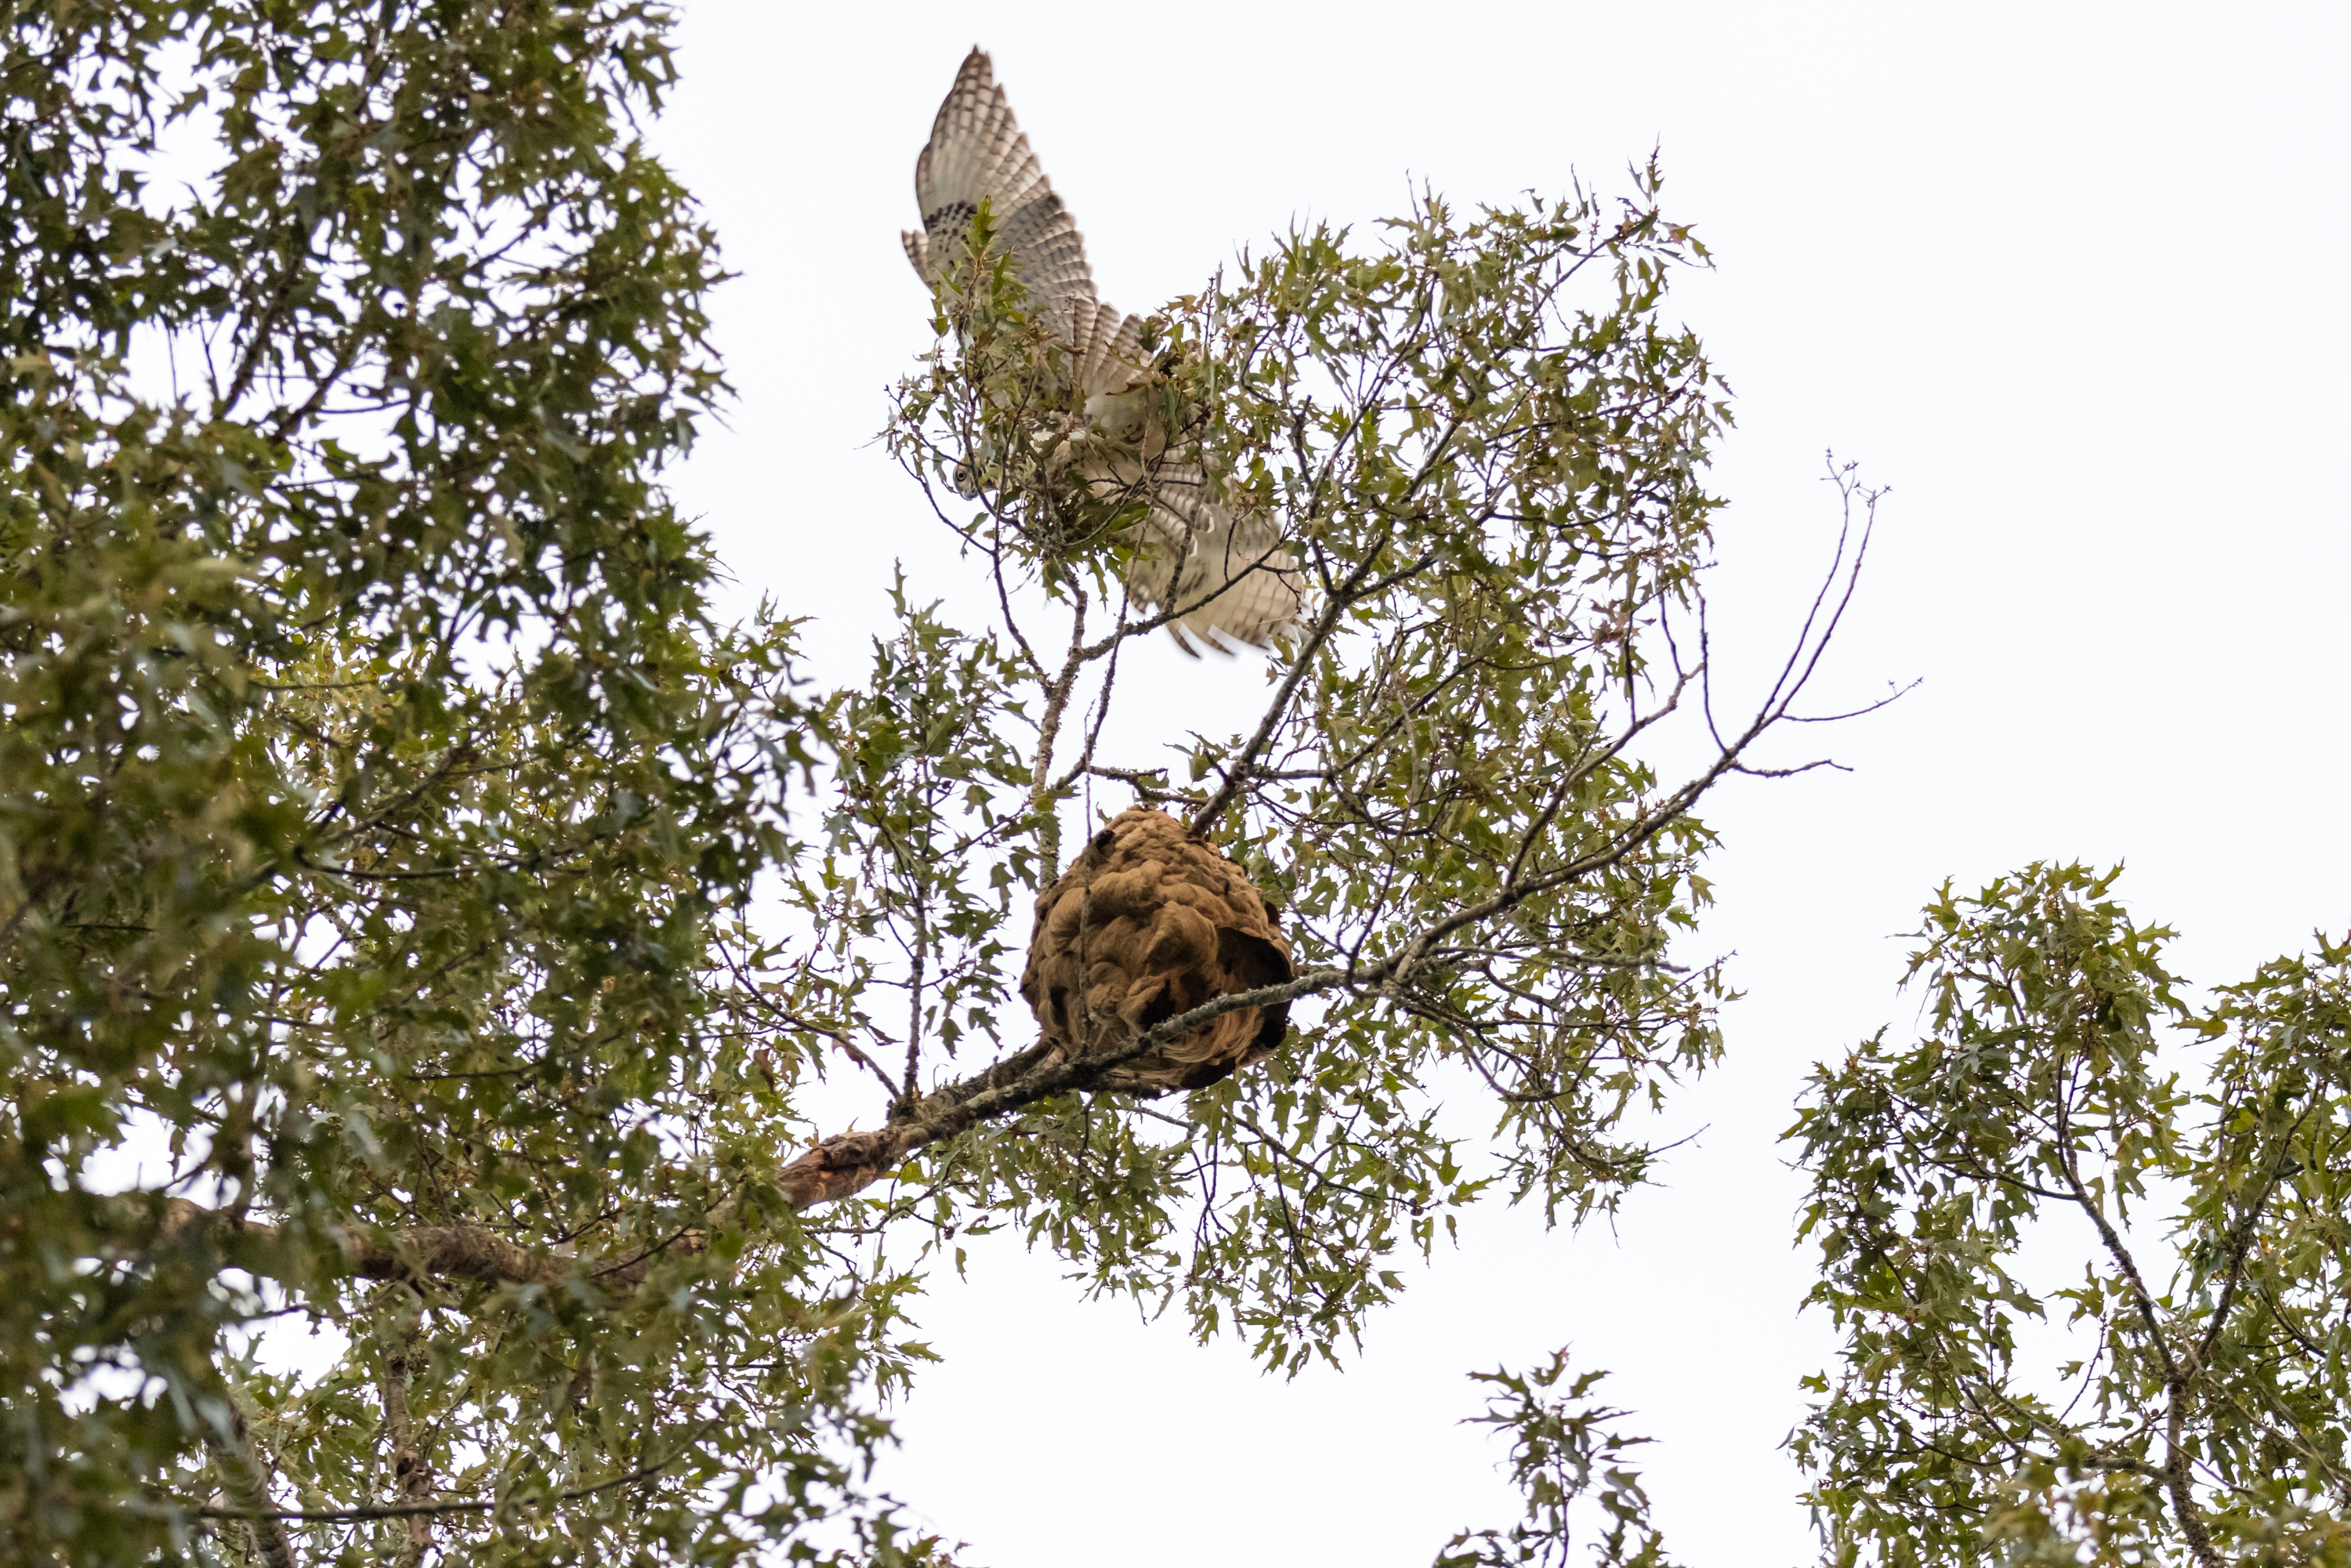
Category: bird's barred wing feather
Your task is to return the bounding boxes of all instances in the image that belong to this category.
[1065,296,1149,403]
[904,49,1096,326]
[1118,464,1304,656]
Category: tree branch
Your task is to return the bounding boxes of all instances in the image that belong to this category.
[184,1439,701,1523]
[375,1322,433,1568]
[201,1392,299,1568]
[147,636,1815,1284]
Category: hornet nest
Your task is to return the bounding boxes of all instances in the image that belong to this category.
[1020,807,1295,1094]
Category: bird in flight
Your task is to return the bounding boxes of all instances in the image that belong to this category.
[904,48,1302,656]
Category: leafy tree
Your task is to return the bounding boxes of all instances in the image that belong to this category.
[2,1,860,1561]
[1437,1351,1676,1568]
[828,172,1874,1368]
[1794,865,2351,1566]
[0,2,1867,1563]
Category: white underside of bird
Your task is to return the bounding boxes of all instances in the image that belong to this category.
[903,48,1302,656]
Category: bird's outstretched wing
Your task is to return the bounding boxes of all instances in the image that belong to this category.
[906,49,1303,656]
[903,48,1096,327]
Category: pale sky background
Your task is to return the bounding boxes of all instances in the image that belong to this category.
[646,3,2350,1563]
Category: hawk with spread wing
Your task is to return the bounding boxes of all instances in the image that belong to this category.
[904,48,1302,656]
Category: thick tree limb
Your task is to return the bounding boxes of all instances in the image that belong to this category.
[375,1324,433,1568]
[186,1438,707,1523]
[203,1396,299,1568]
[159,1199,580,1287]
[143,974,1329,1288]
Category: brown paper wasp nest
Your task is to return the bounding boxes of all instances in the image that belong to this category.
[1020,807,1295,1094]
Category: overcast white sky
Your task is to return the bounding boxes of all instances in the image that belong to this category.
[647,3,2350,1563]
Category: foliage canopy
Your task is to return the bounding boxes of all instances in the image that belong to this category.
[0,2,1907,1564]
[1795,867,2351,1568]
[25,5,2346,1568]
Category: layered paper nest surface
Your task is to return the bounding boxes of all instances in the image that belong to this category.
[1020,807,1294,1093]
